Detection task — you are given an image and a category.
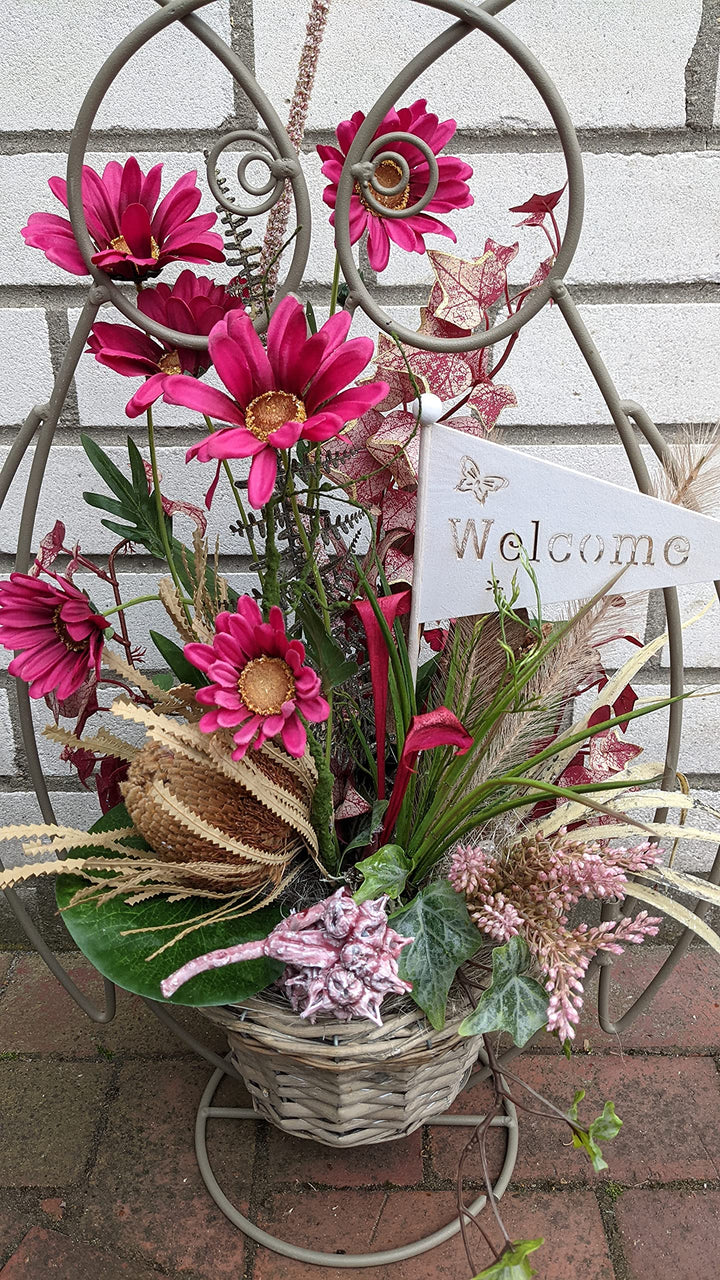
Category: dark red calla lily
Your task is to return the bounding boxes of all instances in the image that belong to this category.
[380,707,473,843]
[353,589,411,799]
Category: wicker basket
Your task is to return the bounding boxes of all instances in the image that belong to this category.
[202,991,480,1146]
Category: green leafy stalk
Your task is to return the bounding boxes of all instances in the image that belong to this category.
[146,407,191,621]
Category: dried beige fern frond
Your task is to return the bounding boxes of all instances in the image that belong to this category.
[651,422,720,515]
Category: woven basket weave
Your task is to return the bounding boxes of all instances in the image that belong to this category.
[202,991,480,1146]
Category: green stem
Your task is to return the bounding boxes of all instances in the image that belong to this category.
[102,594,161,618]
[285,461,334,766]
[202,415,264,589]
[146,406,191,622]
[329,252,341,316]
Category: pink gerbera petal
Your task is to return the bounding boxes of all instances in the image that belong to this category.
[318,99,472,272]
[23,158,223,281]
[185,596,328,757]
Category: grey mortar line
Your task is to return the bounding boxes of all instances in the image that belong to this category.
[686,0,720,133]
[2,127,720,156]
[229,0,258,127]
[44,309,79,428]
[4,283,720,309]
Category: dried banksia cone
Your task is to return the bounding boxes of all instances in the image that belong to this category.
[121,734,315,894]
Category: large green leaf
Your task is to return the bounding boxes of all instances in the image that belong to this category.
[392,880,481,1029]
[150,630,207,688]
[56,805,283,1006]
[354,844,409,904]
[459,936,549,1047]
[472,1239,543,1279]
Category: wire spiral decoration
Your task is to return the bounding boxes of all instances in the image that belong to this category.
[351,130,440,218]
[205,129,301,219]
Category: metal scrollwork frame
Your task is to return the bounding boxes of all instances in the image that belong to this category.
[2,0,720,1265]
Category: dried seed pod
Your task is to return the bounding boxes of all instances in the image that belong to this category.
[122,740,306,892]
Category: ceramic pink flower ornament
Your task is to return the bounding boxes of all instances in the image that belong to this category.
[160,888,413,1026]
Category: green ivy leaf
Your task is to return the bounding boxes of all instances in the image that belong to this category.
[569,1090,622,1173]
[458,936,549,1047]
[150,630,207,688]
[56,804,283,1006]
[393,880,481,1030]
[354,845,410,903]
[472,1238,543,1279]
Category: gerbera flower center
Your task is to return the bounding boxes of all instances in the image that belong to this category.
[158,349,182,375]
[110,233,160,261]
[52,605,88,654]
[238,656,296,716]
[244,390,307,443]
[356,159,410,214]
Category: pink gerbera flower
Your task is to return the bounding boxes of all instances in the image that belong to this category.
[86,271,244,417]
[318,98,473,273]
[162,295,389,507]
[185,596,329,759]
[0,572,110,700]
[21,157,224,281]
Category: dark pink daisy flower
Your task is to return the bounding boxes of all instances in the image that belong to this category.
[185,595,329,759]
[0,572,110,700]
[86,271,245,417]
[318,98,473,273]
[21,157,224,281]
[162,295,389,508]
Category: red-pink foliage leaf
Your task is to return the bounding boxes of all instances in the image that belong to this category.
[31,521,66,577]
[367,410,420,489]
[381,487,417,533]
[428,239,519,330]
[466,381,517,432]
[527,253,556,289]
[510,184,567,226]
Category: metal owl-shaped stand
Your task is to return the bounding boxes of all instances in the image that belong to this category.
[2,0,719,1265]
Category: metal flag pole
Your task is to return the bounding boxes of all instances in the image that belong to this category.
[407,393,444,682]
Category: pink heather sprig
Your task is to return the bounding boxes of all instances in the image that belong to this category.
[261,0,332,289]
[449,830,661,1041]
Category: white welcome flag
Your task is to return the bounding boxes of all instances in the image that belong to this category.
[408,410,720,670]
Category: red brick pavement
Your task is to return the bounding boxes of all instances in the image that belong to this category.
[0,945,718,1279]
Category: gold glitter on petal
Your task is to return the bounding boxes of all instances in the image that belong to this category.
[356,158,410,215]
[159,350,182,375]
[245,390,307,443]
[238,656,296,716]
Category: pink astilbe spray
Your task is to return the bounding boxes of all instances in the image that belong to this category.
[161,889,413,1026]
[449,831,661,1041]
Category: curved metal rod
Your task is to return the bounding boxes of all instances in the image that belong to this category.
[335,0,584,352]
[544,307,720,1031]
[0,286,119,1021]
[0,407,47,509]
[64,0,311,347]
[194,1056,518,1267]
[592,398,720,1031]
[0,887,116,1022]
[12,292,107,822]
[142,997,247,1082]
[550,282,684,801]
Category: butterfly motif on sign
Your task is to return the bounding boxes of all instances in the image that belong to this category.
[456,456,509,506]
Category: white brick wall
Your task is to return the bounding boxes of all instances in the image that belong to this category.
[1,0,719,836]
[254,0,700,130]
[3,1,233,131]
[0,310,54,424]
